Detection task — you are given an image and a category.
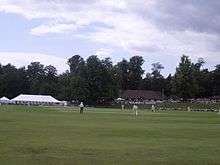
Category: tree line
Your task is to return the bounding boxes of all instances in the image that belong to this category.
[0,55,219,104]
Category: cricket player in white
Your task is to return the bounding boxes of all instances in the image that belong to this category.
[79,102,84,114]
[187,106,191,112]
[133,104,138,116]
[151,105,155,112]
[121,104,125,110]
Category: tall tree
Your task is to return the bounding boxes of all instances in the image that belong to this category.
[101,58,118,99]
[127,56,144,89]
[212,65,220,96]
[151,62,165,91]
[164,74,172,96]
[86,56,111,104]
[86,56,102,103]
[0,64,28,98]
[114,59,129,90]
[45,65,57,79]
[141,73,152,90]
[68,55,85,75]
[141,63,165,92]
[0,64,3,97]
[57,71,71,101]
[67,55,88,102]
[27,62,45,94]
[192,58,212,98]
[40,65,59,96]
[172,55,198,99]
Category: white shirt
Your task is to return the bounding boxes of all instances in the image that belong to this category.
[133,105,138,110]
[79,102,84,108]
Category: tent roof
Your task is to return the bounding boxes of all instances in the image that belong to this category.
[0,97,10,101]
[11,94,60,103]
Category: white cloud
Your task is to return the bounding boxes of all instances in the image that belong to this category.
[0,52,68,73]
[0,0,220,66]
[93,48,114,59]
[30,23,77,36]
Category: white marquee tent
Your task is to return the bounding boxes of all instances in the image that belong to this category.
[11,94,63,106]
[0,96,10,104]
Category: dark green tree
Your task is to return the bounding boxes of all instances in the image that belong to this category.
[40,65,59,96]
[127,56,144,89]
[57,71,71,101]
[27,62,45,94]
[164,74,172,96]
[212,65,220,96]
[86,56,113,104]
[0,64,29,98]
[151,62,165,91]
[68,55,85,76]
[114,59,129,90]
[192,58,212,98]
[141,73,152,90]
[67,55,88,102]
[171,55,198,99]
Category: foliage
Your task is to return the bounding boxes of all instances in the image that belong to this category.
[171,55,197,99]
[127,56,145,89]
[0,54,219,103]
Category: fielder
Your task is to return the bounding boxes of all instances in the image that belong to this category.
[133,104,138,116]
[79,102,84,114]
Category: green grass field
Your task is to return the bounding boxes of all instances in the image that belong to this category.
[0,105,220,165]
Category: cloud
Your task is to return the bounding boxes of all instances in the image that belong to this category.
[0,52,68,73]
[30,23,77,36]
[0,0,220,66]
[93,48,114,59]
[148,0,220,35]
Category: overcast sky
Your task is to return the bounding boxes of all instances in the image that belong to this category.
[0,0,220,75]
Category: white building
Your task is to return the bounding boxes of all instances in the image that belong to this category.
[11,94,63,106]
[0,97,10,104]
